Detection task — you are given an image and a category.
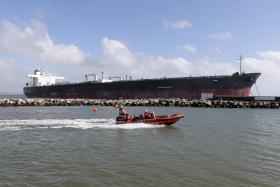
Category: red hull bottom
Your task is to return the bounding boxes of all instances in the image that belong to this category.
[116,113,184,126]
[24,87,252,99]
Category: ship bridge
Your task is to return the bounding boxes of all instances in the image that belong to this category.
[26,69,64,87]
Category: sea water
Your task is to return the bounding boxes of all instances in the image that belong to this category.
[0,105,279,186]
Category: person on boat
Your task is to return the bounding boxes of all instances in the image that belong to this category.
[118,105,129,120]
[144,109,155,119]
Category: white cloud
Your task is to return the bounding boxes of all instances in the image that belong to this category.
[210,32,232,40]
[93,37,193,78]
[183,44,197,54]
[95,37,235,79]
[215,47,222,54]
[136,56,193,78]
[0,20,88,65]
[243,51,280,95]
[0,59,25,93]
[256,51,280,62]
[163,20,192,30]
[101,37,135,67]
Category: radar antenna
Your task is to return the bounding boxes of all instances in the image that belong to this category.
[238,55,243,74]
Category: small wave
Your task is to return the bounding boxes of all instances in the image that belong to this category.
[0,119,165,131]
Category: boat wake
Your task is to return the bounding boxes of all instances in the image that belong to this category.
[0,119,166,131]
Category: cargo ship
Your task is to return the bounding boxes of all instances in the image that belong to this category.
[23,69,261,99]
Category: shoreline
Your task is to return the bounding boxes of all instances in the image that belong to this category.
[0,98,279,109]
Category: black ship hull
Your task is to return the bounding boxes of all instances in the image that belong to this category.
[23,73,261,99]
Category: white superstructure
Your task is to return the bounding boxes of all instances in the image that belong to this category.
[84,72,114,83]
[26,69,64,87]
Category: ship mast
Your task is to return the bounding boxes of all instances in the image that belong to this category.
[238,55,243,74]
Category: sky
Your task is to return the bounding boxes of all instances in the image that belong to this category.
[0,0,280,95]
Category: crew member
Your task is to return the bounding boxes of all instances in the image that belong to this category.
[118,106,129,119]
[144,109,155,119]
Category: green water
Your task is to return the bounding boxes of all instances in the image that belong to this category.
[0,106,279,186]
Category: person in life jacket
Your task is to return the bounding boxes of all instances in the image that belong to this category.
[118,105,129,120]
[144,109,155,119]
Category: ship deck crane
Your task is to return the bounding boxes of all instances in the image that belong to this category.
[85,73,97,82]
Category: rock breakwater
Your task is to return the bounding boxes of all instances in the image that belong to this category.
[0,98,279,108]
